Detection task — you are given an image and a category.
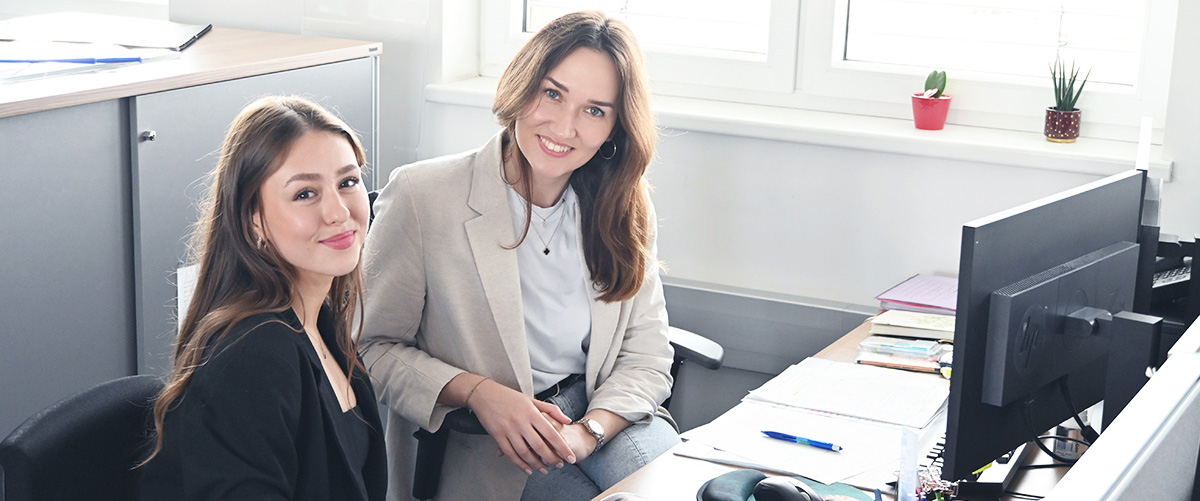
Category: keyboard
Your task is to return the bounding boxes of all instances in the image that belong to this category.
[911,434,1025,498]
[922,434,946,471]
[1153,263,1191,288]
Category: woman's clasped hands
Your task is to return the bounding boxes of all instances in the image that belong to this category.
[452,375,582,475]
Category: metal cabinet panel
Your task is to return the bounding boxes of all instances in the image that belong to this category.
[131,58,376,375]
[0,101,136,437]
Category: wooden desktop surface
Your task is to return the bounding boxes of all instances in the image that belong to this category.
[0,26,381,119]
[594,322,1065,500]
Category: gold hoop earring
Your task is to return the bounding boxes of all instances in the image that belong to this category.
[599,140,617,160]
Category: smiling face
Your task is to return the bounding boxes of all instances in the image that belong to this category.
[512,47,620,193]
[254,130,369,294]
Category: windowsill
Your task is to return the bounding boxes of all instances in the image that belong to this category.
[425,77,1174,181]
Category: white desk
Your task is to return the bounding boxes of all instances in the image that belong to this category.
[595,323,1065,500]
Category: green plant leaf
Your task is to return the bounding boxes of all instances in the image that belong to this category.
[1050,56,1089,111]
[923,70,947,99]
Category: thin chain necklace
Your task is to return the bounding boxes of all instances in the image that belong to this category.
[307,330,330,360]
[530,195,568,255]
[533,196,568,227]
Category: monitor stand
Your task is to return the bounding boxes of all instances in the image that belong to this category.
[1103,311,1163,428]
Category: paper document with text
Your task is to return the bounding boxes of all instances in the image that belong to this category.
[745,358,949,429]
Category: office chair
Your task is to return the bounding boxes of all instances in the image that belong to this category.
[367,190,726,499]
[0,375,163,501]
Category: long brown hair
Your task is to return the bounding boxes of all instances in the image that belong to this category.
[141,96,368,464]
[494,10,657,303]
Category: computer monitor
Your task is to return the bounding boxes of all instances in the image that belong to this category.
[942,169,1153,484]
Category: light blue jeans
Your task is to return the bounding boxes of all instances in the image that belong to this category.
[520,377,681,501]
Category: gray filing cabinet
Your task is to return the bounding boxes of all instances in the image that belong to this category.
[0,100,137,437]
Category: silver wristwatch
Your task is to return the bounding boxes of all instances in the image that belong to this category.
[577,418,606,451]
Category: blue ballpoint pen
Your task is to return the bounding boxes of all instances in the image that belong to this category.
[0,57,143,64]
[761,430,843,452]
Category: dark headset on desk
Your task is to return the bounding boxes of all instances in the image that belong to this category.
[697,469,827,501]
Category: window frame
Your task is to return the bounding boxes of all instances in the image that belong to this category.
[478,0,1178,143]
[480,0,801,93]
[802,0,1178,142]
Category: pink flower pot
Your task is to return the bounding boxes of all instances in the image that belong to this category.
[912,94,952,130]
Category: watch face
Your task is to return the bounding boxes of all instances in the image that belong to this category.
[582,419,604,439]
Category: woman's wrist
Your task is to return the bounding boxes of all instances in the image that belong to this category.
[463,376,488,408]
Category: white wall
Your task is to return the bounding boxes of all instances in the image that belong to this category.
[169,0,451,174]
[168,0,1200,307]
[418,102,1101,304]
[1162,0,1200,241]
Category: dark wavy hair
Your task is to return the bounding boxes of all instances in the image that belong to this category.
[141,96,368,464]
[493,10,657,303]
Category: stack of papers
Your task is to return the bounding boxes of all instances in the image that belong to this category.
[745,358,949,429]
[680,358,950,488]
[0,12,212,51]
[682,401,910,485]
[0,11,203,83]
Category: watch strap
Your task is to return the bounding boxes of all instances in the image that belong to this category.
[577,418,605,451]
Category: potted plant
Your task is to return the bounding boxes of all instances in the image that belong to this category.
[912,70,951,130]
[1045,57,1090,142]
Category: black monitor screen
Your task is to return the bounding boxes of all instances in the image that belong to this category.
[942,169,1147,482]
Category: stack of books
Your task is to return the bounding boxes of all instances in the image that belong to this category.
[854,335,948,373]
[868,309,955,341]
[858,274,958,373]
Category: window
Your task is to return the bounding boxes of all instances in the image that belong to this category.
[525,1,770,56]
[844,1,1146,86]
[481,0,799,92]
[479,0,1178,141]
[811,0,1176,140]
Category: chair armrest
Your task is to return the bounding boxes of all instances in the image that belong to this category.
[443,407,487,435]
[668,326,724,371]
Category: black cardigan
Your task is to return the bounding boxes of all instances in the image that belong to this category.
[139,306,387,501]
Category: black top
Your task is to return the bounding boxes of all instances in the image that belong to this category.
[139,305,387,501]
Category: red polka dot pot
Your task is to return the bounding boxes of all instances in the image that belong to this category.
[1045,107,1081,143]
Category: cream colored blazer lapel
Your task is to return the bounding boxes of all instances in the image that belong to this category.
[463,139,534,395]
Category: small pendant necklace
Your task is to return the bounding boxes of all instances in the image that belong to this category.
[530,196,567,255]
[308,331,330,360]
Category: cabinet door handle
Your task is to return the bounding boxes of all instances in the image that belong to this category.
[140,130,157,142]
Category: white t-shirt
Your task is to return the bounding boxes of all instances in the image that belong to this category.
[505,184,592,394]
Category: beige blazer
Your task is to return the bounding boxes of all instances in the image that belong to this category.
[359,132,674,501]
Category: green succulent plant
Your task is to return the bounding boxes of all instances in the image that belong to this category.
[922,70,947,98]
[1050,57,1090,111]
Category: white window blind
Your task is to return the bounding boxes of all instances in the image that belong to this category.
[524,0,771,57]
[483,0,797,92]
[843,0,1146,87]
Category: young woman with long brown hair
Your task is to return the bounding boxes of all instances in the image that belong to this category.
[360,11,678,500]
[138,96,386,501]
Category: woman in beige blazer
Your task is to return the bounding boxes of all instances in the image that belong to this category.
[360,11,678,501]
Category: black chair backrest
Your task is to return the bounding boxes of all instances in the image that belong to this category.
[0,375,164,501]
[368,189,380,225]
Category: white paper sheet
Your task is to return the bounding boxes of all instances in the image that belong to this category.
[745,358,949,429]
[682,401,906,484]
[681,400,948,490]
